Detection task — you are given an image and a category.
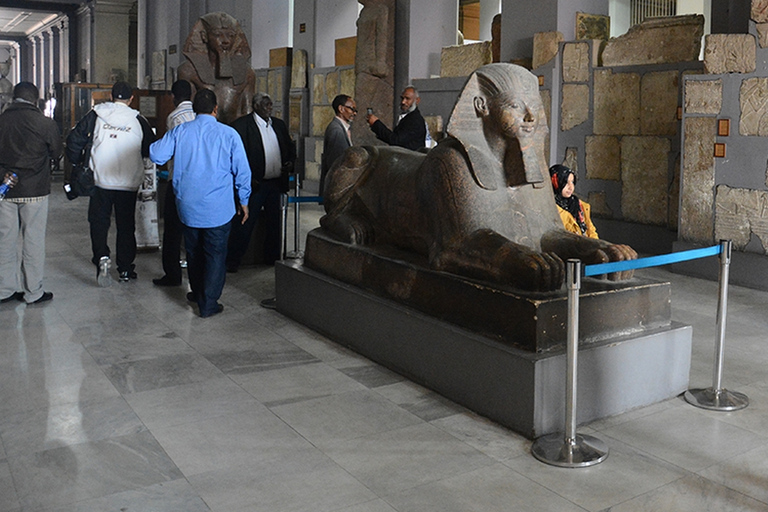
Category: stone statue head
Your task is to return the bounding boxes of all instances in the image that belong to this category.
[182,12,251,83]
[447,63,549,191]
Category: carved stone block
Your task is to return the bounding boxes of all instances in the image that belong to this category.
[291,49,308,89]
[715,185,768,252]
[563,147,578,172]
[594,69,640,135]
[532,31,563,70]
[685,79,722,115]
[621,136,670,225]
[440,42,493,77]
[757,23,768,48]
[340,68,355,96]
[561,83,589,131]
[641,71,679,136]
[752,0,768,23]
[586,135,621,180]
[602,15,704,66]
[312,105,334,137]
[587,191,613,218]
[704,34,756,74]
[335,36,356,67]
[313,73,325,104]
[669,153,681,230]
[305,160,320,182]
[740,77,768,136]
[562,42,590,83]
[269,47,292,67]
[680,117,716,243]
[257,75,267,95]
[325,71,339,103]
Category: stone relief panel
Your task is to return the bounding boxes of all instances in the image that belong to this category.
[313,73,325,104]
[340,68,356,96]
[752,0,768,23]
[715,185,768,253]
[441,42,493,77]
[562,42,590,83]
[585,135,621,180]
[532,31,563,70]
[594,69,640,135]
[684,79,722,115]
[563,147,578,171]
[641,71,679,136]
[704,34,756,74]
[740,77,768,136]
[325,71,339,102]
[561,84,590,131]
[680,117,716,243]
[621,136,670,225]
[757,23,768,48]
[602,15,704,67]
[291,49,308,89]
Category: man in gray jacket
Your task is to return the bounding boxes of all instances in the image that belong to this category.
[0,82,62,304]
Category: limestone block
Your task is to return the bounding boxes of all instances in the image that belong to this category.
[585,135,621,180]
[680,117,716,243]
[669,153,681,230]
[564,147,578,172]
[305,160,320,182]
[257,75,267,95]
[594,69,640,135]
[291,49,308,89]
[312,105,335,137]
[335,36,356,67]
[587,191,613,218]
[740,77,768,136]
[440,42,493,77]
[621,136,670,225]
[325,71,339,103]
[340,68,356,96]
[314,139,324,163]
[313,73,325,104]
[715,185,768,252]
[641,71,679,136]
[562,42,590,83]
[289,95,301,134]
[532,32,563,70]
[757,23,768,48]
[269,47,292,68]
[561,84,590,131]
[685,79,722,115]
[602,15,704,66]
[424,115,444,142]
[704,34,756,74]
[752,0,768,23]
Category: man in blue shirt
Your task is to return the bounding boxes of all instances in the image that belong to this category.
[150,89,251,318]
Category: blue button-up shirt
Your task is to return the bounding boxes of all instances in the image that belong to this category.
[150,114,251,228]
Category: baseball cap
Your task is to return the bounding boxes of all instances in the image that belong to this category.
[112,81,133,100]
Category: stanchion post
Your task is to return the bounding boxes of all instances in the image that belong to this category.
[280,192,288,261]
[293,173,301,255]
[531,259,609,468]
[685,240,748,411]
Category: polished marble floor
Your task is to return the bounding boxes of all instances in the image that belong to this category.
[2,188,768,511]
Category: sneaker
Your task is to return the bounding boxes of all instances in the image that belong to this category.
[0,291,23,303]
[118,270,138,282]
[97,256,111,287]
[29,291,53,304]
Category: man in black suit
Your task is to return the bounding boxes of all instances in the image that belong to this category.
[366,86,426,151]
[227,93,295,270]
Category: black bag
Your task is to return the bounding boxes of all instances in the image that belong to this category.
[69,164,95,197]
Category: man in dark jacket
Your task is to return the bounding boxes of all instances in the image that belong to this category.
[0,82,62,305]
[366,86,426,151]
[227,93,295,269]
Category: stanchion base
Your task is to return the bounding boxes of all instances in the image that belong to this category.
[531,433,608,468]
[684,388,749,411]
[260,297,277,309]
[285,251,304,260]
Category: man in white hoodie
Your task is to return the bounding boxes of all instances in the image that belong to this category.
[67,82,155,284]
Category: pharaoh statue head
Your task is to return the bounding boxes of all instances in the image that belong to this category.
[182,12,251,84]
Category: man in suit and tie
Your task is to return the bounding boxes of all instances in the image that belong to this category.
[227,93,295,270]
[320,94,356,195]
[366,86,426,151]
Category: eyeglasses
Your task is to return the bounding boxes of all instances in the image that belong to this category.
[343,105,358,113]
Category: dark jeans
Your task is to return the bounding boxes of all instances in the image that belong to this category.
[160,183,183,282]
[88,187,137,273]
[184,222,231,316]
[227,178,282,269]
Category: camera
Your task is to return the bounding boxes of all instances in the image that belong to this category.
[367,108,373,115]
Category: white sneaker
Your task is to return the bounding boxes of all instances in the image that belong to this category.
[97,256,111,287]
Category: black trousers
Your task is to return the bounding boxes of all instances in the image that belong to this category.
[226,178,282,268]
[160,183,183,282]
[88,187,137,273]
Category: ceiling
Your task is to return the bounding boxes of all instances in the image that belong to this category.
[0,1,81,40]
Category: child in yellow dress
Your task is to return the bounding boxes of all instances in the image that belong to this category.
[549,164,598,239]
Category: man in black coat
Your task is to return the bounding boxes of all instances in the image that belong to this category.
[227,93,295,269]
[366,86,426,151]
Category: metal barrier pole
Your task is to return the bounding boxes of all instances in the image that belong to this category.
[285,173,302,259]
[280,192,288,261]
[532,259,609,468]
[685,240,748,411]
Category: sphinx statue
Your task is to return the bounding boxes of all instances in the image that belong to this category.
[315,63,636,292]
[178,12,255,124]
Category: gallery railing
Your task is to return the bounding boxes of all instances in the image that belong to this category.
[532,240,748,468]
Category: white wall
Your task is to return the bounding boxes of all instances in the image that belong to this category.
[609,0,631,36]
[409,0,458,79]
[677,0,711,35]
[250,1,294,68]
[314,0,359,68]
[479,0,501,41]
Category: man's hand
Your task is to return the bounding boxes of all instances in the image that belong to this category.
[239,204,249,224]
[367,114,379,126]
[2,172,18,187]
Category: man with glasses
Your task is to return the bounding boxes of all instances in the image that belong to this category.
[320,94,356,195]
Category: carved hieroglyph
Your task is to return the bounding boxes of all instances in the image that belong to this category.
[561,84,589,131]
[752,0,768,23]
[586,135,621,180]
[685,79,722,115]
[594,69,640,135]
[532,31,563,70]
[602,15,704,67]
[641,71,679,136]
[441,42,493,77]
[740,77,768,136]
[704,34,757,74]
[680,117,716,243]
[621,136,670,225]
[562,42,590,83]
[715,185,768,252]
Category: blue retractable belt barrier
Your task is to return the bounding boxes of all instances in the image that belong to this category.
[583,245,721,277]
[287,195,323,204]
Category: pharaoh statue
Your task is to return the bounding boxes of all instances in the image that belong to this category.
[314,63,636,292]
[351,0,395,146]
[178,12,255,124]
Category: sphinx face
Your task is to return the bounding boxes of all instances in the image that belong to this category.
[208,27,236,56]
[488,90,541,151]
